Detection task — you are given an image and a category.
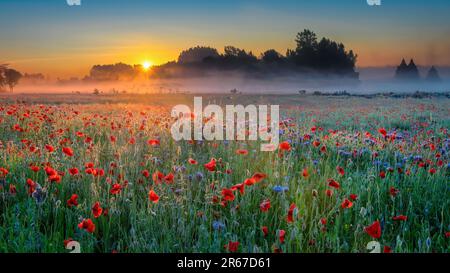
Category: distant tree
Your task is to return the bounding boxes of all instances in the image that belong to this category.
[293,29,318,67]
[395,59,419,80]
[295,29,318,52]
[290,29,357,74]
[261,49,284,64]
[23,73,45,83]
[4,69,22,92]
[0,64,8,91]
[178,46,220,64]
[223,46,257,62]
[88,63,137,81]
[426,66,441,82]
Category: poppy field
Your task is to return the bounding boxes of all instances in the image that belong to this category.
[0,94,449,253]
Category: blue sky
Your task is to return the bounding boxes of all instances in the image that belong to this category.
[0,0,449,76]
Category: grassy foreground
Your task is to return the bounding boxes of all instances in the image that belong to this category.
[0,94,449,253]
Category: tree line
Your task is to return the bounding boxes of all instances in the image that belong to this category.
[86,29,359,81]
[150,29,358,79]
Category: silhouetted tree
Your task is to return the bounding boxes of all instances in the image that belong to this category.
[293,29,318,67]
[178,46,220,64]
[0,64,7,90]
[88,63,137,81]
[289,30,357,74]
[4,69,22,92]
[426,66,441,82]
[261,49,284,64]
[395,59,420,80]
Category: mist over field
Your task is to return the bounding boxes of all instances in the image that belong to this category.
[13,68,450,95]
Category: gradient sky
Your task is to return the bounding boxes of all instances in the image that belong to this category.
[0,0,449,77]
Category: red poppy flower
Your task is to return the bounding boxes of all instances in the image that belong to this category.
[221,188,235,201]
[148,139,160,146]
[45,144,55,153]
[325,189,333,197]
[287,203,297,223]
[224,241,239,252]
[85,162,94,168]
[142,170,150,178]
[62,147,74,157]
[336,166,345,176]
[320,218,327,225]
[383,246,392,253]
[236,149,248,155]
[341,198,353,209]
[49,174,61,183]
[302,168,309,178]
[392,215,408,221]
[164,173,174,184]
[262,226,269,237]
[327,178,340,189]
[110,183,122,195]
[279,141,291,151]
[252,172,267,182]
[349,194,358,201]
[260,199,271,212]
[64,238,74,248]
[429,168,436,174]
[30,165,40,172]
[244,178,256,186]
[26,178,36,195]
[312,140,321,147]
[69,168,79,176]
[389,186,399,197]
[44,166,55,176]
[279,229,286,244]
[204,158,216,172]
[92,202,103,218]
[231,183,245,195]
[149,189,160,203]
[67,194,79,207]
[0,167,8,176]
[78,218,95,233]
[188,158,198,165]
[152,171,165,184]
[9,184,17,195]
[445,232,450,238]
[378,128,387,137]
[365,221,382,239]
[379,171,386,179]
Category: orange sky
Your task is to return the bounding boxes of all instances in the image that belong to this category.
[1,1,449,78]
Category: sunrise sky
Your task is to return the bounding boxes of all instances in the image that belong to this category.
[0,0,449,77]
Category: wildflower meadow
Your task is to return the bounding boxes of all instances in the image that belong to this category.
[0,94,448,253]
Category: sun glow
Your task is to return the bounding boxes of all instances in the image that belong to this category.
[142,61,152,70]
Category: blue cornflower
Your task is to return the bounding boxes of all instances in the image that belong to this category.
[272,185,289,193]
[212,221,225,230]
